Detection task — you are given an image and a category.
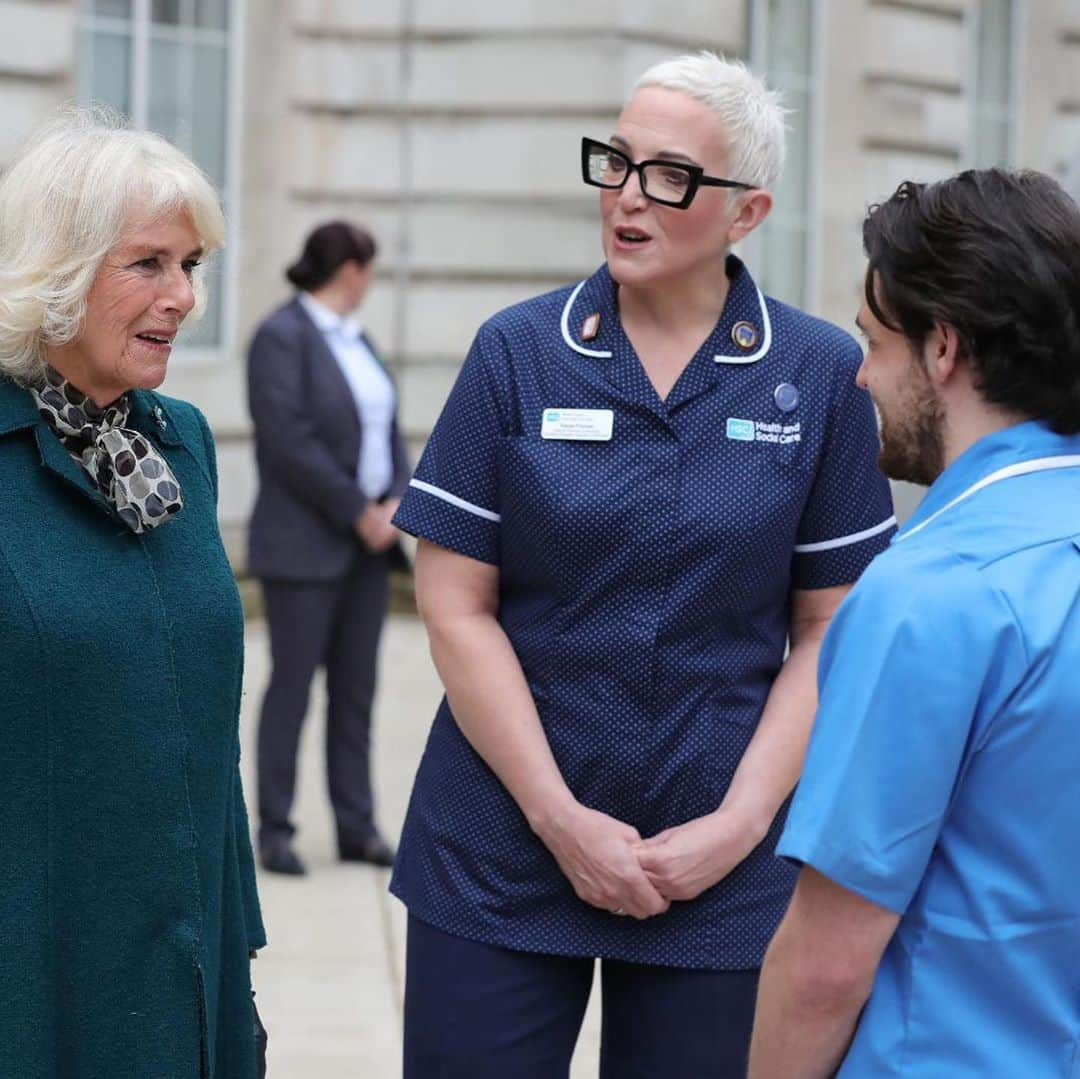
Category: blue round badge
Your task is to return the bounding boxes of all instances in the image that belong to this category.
[774,382,799,412]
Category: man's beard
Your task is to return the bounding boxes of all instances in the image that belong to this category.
[877,361,946,487]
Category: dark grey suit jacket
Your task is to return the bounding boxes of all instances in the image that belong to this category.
[246,297,411,581]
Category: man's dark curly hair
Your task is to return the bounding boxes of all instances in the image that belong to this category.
[862,169,1080,434]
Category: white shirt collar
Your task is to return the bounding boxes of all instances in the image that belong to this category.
[298,292,363,340]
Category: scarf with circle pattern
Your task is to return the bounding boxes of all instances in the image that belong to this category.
[30,366,184,534]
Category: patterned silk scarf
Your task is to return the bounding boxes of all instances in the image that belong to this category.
[31,366,184,534]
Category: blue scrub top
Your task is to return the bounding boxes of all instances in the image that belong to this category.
[779,421,1080,1073]
[393,257,895,969]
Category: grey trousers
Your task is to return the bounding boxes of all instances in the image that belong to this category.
[256,548,390,849]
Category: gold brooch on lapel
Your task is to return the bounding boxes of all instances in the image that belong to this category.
[731,321,759,351]
[581,313,601,342]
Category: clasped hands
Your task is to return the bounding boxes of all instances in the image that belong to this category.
[537,801,770,921]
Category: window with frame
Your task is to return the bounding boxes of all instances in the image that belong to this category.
[76,0,234,350]
[968,0,1016,167]
[747,0,818,310]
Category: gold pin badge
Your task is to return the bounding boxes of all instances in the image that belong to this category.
[731,321,759,351]
[581,313,601,341]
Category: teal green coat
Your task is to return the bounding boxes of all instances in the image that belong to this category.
[0,376,266,1078]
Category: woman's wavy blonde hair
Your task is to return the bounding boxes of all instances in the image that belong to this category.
[0,105,225,384]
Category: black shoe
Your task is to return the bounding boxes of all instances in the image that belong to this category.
[339,834,396,868]
[260,837,306,876]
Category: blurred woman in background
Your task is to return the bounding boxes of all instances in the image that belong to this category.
[248,221,410,876]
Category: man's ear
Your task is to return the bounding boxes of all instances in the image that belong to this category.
[726,189,773,246]
[924,322,961,386]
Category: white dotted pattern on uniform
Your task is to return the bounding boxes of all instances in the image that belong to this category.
[392,258,896,970]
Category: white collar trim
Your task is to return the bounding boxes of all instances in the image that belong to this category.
[558,276,772,365]
[560,280,613,358]
[298,292,362,338]
[298,291,337,331]
[713,282,771,365]
[896,455,1080,543]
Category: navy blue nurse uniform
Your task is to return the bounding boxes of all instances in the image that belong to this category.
[391,255,895,970]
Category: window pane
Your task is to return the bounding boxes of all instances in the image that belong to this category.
[78,4,231,349]
[971,0,1013,166]
[192,42,228,188]
[150,0,228,30]
[151,0,181,25]
[767,0,813,87]
[762,222,808,308]
[148,34,185,148]
[78,28,132,116]
[84,0,132,16]
[182,251,224,347]
[184,44,229,345]
[977,0,1012,107]
[752,0,815,307]
[195,0,228,30]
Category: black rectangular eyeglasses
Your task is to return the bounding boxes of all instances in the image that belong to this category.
[581,137,754,210]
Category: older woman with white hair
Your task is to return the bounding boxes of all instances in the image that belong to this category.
[391,52,896,1076]
[0,109,266,1078]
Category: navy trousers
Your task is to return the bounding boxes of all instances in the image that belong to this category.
[403,915,759,1078]
[256,548,389,849]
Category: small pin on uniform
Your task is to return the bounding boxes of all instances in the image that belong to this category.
[774,383,799,412]
[731,321,758,351]
[581,313,601,342]
[152,405,166,430]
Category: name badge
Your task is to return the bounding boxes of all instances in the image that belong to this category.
[541,408,614,441]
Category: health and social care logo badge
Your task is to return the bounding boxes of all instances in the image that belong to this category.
[726,417,756,441]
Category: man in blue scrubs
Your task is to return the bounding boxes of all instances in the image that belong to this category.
[749,170,1080,1076]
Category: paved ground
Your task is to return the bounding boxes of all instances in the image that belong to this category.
[241,613,602,1078]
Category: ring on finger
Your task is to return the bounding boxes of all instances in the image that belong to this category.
[611,907,626,916]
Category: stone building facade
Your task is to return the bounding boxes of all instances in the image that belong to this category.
[3,0,1079,557]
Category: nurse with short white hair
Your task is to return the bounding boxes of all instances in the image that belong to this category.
[392,51,895,1077]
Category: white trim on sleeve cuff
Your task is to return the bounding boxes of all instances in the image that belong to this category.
[793,515,897,554]
[409,479,502,523]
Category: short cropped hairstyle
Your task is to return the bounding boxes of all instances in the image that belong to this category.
[0,106,225,385]
[863,169,1080,435]
[285,221,377,292]
[634,51,787,190]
